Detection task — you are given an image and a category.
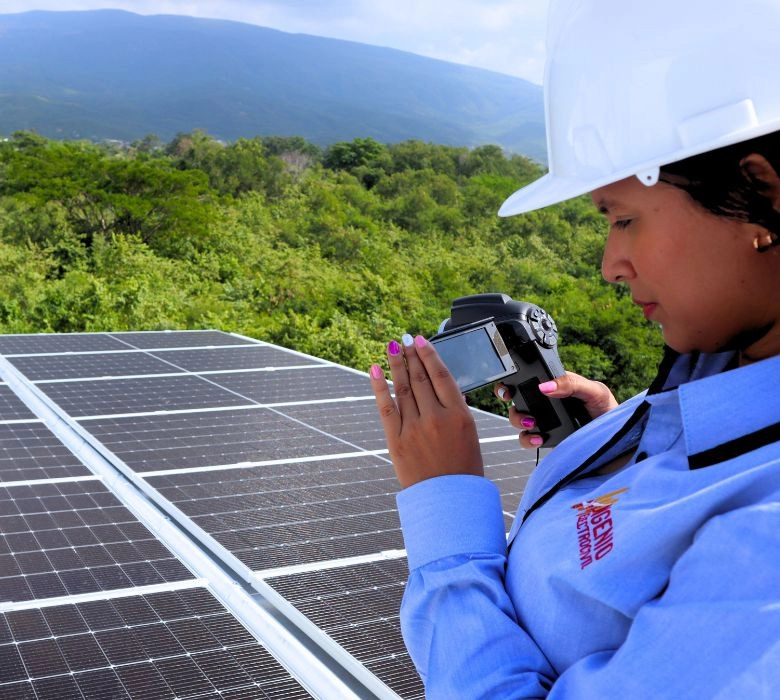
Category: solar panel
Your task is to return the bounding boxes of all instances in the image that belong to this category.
[0,385,38,421]
[147,345,323,372]
[146,455,402,571]
[0,329,535,698]
[266,559,418,698]
[80,408,358,471]
[109,330,260,349]
[0,479,192,602]
[0,422,91,482]
[6,351,183,381]
[211,366,374,403]
[0,333,128,355]
[38,375,255,417]
[278,400,398,452]
[0,585,315,699]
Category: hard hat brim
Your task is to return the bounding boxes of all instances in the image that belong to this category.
[498,172,598,217]
[499,119,780,218]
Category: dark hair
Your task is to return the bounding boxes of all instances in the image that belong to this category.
[659,130,780,250]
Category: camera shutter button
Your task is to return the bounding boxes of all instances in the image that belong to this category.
[529,309,558,347]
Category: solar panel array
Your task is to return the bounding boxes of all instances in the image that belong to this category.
[0,329,535,699]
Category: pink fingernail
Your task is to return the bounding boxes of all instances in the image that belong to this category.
[388,340,401,356]
[370,364,384,379]
[530,436,544,447]
[538,381,557,394]
[414,335,427,348]
[521,417,535,429]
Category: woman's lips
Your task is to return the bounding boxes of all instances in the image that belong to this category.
[634,299,658,319]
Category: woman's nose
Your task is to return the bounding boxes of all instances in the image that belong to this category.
[601,231,635,283]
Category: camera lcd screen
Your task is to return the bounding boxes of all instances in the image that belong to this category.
[431,321,517,393]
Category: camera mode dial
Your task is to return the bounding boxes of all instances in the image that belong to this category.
[529,307,558,348]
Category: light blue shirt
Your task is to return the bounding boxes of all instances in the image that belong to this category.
[397,351,780,699]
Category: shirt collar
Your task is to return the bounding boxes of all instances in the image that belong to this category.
[673,352,780,468]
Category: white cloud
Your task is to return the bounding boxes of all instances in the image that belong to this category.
[0,0,550,83]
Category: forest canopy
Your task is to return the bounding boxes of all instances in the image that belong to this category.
[0,130,663,410]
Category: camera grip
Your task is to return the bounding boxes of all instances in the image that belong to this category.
[504,343,590,447]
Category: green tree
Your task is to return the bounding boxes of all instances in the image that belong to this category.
[386,140,462,177]
[0,134,217,258]
[323,137,387,171]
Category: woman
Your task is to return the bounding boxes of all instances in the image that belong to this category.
[369,1,780,697]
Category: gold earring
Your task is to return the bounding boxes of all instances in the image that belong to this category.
[753,232,777,252]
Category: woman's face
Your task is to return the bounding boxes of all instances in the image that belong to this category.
[592,176,779,357]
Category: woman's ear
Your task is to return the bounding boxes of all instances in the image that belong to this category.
[740,153,780,211]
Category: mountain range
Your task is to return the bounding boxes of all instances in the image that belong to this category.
[0,10,546,161]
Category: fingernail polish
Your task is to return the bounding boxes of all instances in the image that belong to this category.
[538,381,557,394]
[497,387,508,401]
[414,335,427,348]
[370,364,384,379]
[388,340,401,356]
[521,417,536,429]
[530,436,544,447]
[402,333,414,347]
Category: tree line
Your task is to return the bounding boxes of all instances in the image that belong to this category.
[0,130,663,410]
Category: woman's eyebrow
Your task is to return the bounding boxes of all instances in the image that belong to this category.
[594,197,619,215]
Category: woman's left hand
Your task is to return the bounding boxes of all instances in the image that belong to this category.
[369,335,484,489]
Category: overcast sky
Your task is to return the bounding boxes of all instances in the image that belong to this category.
[1,0,551,84]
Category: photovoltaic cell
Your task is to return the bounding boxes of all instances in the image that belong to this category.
[473,409,528,439]
[0,333,128,355]
[147,455,402,570]
[0,422,91,482]
[277,400,390,452]
[0,480,192,603]
[80,408,357,472]
[0,386,38,421]
[148,345,324,372]
[266,559,424,699]
[0,586,314,699]
[38,375,255,417]
[7,351,181,381]
[210,366,372,404]
[110,329,260,349]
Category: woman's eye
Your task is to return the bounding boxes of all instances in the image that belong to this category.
[612,219,632,230]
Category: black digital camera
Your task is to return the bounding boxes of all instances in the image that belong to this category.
[430,293,591,446]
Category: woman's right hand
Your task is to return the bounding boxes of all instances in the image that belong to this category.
[495,372,618,449]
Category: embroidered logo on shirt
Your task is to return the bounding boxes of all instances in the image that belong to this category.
[571,488,628,569]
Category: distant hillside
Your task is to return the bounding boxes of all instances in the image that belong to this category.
[0,10,546,161]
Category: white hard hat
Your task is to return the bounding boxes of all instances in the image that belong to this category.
[499,0,780,216]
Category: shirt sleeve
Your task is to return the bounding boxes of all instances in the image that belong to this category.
[397,475,780,699]
[396,475,556,699]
